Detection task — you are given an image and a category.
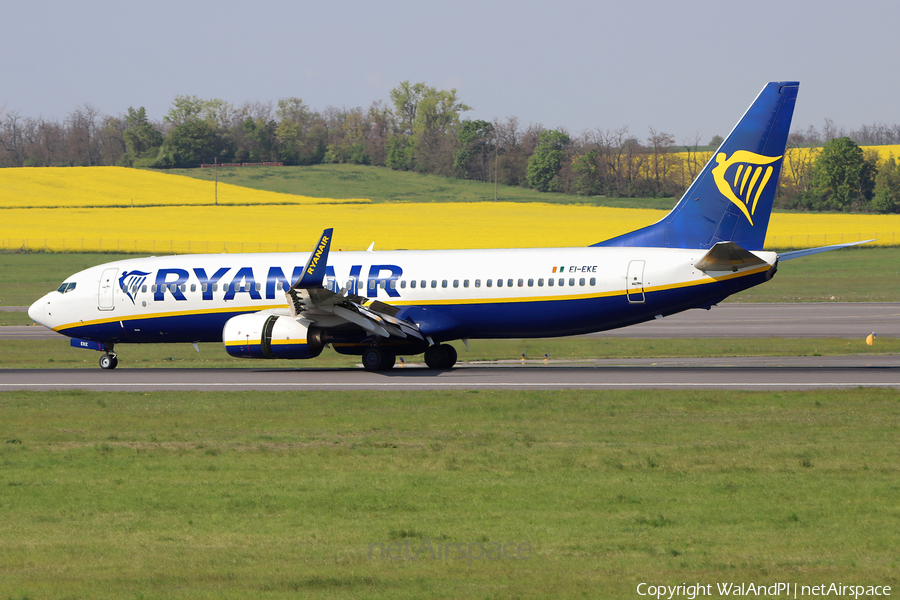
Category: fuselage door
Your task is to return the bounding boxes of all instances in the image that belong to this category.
[98,268,118,311]
[626,260,645,303]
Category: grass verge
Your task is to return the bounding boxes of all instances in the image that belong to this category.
[165,164,680,209]
[0,388,897,599]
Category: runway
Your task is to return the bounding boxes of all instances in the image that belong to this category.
[4,302,899,339]
[1,355,898,391]
[2,303,898,391]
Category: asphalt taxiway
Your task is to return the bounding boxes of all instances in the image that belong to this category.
[0,355,897,391]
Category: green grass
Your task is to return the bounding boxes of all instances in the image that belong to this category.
[164,164,680,209]
[0,389,897,599]
[3,247,899,307]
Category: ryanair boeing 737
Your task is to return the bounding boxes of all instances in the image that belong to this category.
[28,81,863,371]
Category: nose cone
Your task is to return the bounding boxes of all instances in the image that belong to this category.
[28,295,48,327]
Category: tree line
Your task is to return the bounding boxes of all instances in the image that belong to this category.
[2,82,899,212]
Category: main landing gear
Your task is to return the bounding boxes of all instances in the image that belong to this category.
[362,347,396,371]
[424,344,457,370]
[361,343,458,371]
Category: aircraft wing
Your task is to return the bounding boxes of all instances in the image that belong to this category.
[285,229,424,341]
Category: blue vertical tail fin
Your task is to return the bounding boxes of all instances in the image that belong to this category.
[593,81,799,251]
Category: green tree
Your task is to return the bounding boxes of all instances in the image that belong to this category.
[871,155,900,213]
[122,107,163,160]
[154,119,221,167]
[388,81,471,172]
[274,97,324,165]
[453,119,494,180]
[571,149,602,196]
[526,129,570,192]
[808,137,876,211]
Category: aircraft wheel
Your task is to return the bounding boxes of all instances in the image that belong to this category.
[424,344,457,369]
[362,347,395,371]
[99,354,118,370]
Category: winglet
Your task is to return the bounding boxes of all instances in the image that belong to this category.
[293,228,333,289]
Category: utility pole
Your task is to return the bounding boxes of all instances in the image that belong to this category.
[494,137,499,202]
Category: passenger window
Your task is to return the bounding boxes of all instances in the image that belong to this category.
[548,278,554,287]
[213,283,218,292]
[590,277,596,286]
[431,280,437,288]
[464,279,469,288]
[442,280,448,288]
[579,278,585,286]
[142,285,147,293]
[517,279,524,287]
[538,278,544,287]
[202,283,208,292]
[191,284,196,292]
[507,279,513,287]
[421,280,426,288]
[486,279,492,287]
[379,281,386,289]
[497,279,503,288]
[453,280,459,288]
[528,279,534,287]
[391,280,397,289]
[410,280,416,289]
[569,278,575,286]
[369,280,376,290]
[475,279,481,288]
[151,285,157,293]
[256,282,261,291]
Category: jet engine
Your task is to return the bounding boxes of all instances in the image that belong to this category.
[222,314,323,359]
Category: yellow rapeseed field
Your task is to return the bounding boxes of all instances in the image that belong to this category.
[1,203,665,252]
[1,167,897,253]
[0,166,368,207]
[2,203,897,253]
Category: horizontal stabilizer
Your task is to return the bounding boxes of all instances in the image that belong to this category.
[778,240,875,261]
[695,242,767,272]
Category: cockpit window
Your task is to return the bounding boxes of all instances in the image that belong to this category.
[57,282,76,294]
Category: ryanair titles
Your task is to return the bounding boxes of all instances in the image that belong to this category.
[306,234,330,276]
[143,264,403,302]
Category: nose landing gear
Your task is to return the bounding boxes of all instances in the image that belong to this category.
[99,344,118,370]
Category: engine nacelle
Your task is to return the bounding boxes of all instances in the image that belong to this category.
[222,314,323,359]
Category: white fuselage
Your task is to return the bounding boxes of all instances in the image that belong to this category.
[29,245,777,345]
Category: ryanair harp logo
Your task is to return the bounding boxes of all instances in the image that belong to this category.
[711,151,782,226]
